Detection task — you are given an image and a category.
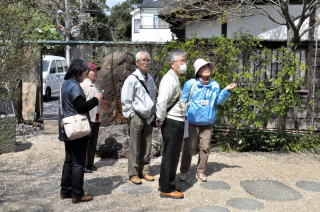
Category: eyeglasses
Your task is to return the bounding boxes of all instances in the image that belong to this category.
[138,59,151,63]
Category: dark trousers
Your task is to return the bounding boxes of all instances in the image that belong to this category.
[159,118,184,193]
[85,122,100,167]
[61,136,88,198]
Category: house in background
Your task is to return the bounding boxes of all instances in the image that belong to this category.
[158,1,320,131]
[130,0,173,42]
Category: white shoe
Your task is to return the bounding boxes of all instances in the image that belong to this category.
[178,172,187,181]
[197,173,207,182]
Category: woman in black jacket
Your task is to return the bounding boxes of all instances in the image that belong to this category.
[59,59,102,204]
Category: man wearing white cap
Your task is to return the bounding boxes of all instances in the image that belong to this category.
[179,58,237,182]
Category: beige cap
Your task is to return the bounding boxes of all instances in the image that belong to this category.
[193,58,212,76]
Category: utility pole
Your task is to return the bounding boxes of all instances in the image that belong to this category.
[64,0,71,66]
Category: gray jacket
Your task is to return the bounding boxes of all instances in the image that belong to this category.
[121,69,157,119]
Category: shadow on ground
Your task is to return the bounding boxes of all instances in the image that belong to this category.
[94,158,118,169]
[177,162,241,192]
[149,164,161,176]
[15,141,32,152]
[85,176,126,196]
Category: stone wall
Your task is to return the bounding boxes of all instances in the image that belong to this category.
[0,116,16,154]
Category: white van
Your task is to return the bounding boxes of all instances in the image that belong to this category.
[42,55,68,100]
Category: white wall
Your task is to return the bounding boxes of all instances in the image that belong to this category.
[186,5,320,41]
[186,20,221,38]
[131,8,173,42]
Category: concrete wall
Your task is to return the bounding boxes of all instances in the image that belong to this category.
[0,116,16,153]
[22,50,41,121]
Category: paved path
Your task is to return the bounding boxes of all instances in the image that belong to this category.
[0,134,319,212]
[43,98,59,120]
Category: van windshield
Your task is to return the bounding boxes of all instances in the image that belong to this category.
[42,60,49,72]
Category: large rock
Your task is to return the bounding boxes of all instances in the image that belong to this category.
[96,124,163,159]
[96,52,136,126]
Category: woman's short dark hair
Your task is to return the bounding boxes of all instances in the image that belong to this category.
[64,59,89,80]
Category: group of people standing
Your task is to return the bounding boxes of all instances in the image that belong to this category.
[58,50,237,204]
[121,50,237,199]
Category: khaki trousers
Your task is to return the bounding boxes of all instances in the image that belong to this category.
[128,113,152,177]
[180,123,212,174]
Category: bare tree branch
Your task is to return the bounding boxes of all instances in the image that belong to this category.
[299,19,320,38]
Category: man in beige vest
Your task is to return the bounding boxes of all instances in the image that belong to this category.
[80,62,101,173]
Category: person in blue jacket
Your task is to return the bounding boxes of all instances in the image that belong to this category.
[179,58,237,182]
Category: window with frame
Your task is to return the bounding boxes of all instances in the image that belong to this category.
[56,60,64,73]
[49,61,56,74]
[62,61,68,72]
[134,19,141,33]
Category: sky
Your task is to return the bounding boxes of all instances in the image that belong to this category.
[106,0,127,8]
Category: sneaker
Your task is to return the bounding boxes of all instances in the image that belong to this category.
[178,172,187,182]
[197,173,207,182]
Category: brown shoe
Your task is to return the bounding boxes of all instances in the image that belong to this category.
[142,173,155,181]
[72,195,93,204]
[130,176,142,184]
[158,186,182,192]
[160,191,184,199]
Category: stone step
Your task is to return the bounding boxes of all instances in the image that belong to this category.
[43,119,58,134]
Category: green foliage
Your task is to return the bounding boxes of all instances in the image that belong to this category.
[154,34,304,130]
[25,11,63,54]
[108,0,132,41]
[81,2,112,41]
[212,128,320,152]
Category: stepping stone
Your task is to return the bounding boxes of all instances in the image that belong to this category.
[296,181,320,192]
[227,198,264,210]
[241,180,303,201]
[200,181,230,190]
[191,206,230,212]
[121,185,152,195]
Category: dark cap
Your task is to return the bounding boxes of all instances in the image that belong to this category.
[85,62,101,72]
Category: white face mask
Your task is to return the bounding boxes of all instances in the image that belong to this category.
[178,63,187,74]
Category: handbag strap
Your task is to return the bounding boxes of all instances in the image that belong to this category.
[59,85,63,117]
[132,74,149,94]
[166,92,180,113]
[132,74,180,113]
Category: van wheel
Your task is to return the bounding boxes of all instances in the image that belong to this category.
[44,88,51,101]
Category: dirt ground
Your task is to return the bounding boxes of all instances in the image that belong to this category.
[0,134,319,212]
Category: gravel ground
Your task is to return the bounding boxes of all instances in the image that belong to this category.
[0,133,320,212]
